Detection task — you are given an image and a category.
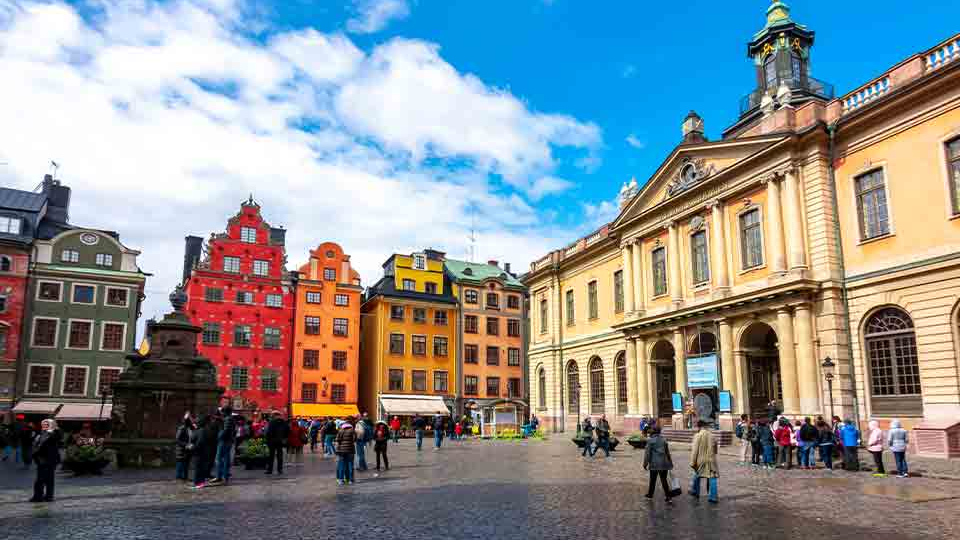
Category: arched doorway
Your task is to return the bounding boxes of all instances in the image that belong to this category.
[864,307,922,417]
[589,357,605,415]
[566,360,580,416]
[741,323,781,416]
[651,339,676,419]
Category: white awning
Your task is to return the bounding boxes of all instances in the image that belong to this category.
[55,403,112,421]
[12,401,62,415]
[379,394,450,416]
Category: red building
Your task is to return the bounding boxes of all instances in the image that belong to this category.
[183,198,294,414]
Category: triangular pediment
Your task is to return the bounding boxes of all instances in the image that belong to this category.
[611,134,789,230]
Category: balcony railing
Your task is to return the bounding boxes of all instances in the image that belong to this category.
[739,74,835,116]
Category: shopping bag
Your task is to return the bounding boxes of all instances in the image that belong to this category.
[667,471,682,497]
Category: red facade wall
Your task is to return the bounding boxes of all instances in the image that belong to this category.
[0,248,30,364]
[184,202,294,413]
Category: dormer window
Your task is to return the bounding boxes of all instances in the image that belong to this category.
[0,216,22,234]
[413,253,426,270]
[61,249,79,263]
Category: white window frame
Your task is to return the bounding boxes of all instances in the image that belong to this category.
[60,364,90,397]
[230,366,250,391]
[60,249,79,263]
[66,318,95,350]
[95,253,113,267]
[411,334,428,356]
[736,204,767,273]
[0,216,21,235]
[323,268,337,281]
[849,162,896,245]
[223,256,241,274]
[240,226,257,243]
[35,280,63,302]
[433,369,449,393]
[412,253,427,270]
[402,278,416,291]
[96,366,123,396]
[306,291,322,304]
[99,321,128,351]
[70,282,98,305]
[252,259,269,276]
[31,316,60,348]
[265,293,282,308]
[334,293,349,306]
[25,363,55,396]
[105,286,130,308]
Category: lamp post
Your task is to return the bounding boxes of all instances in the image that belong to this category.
[821,357,835,421]
[98,388,109,422]
[574,382,582,436]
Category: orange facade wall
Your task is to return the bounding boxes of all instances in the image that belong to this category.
[459,282,524,400]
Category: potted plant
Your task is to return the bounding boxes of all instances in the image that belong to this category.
[626,432,648,449]
[63,437,113,475]
[237,438,269,470]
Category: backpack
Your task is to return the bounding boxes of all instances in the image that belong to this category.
[746,427,758,442]
[735,423,745,439]
[355,421,367,441]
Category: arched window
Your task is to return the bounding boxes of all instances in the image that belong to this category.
[0,256,10,272]
[566,361,579,414]
[865,307,922,415]
[537,367,546,409]
[688,332,717,355]
[590,357,605,415]
[615,353,627,413]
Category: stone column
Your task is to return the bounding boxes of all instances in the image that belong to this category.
[668,221,682,303]
[632,239,644,312]
[708,199,730,291]
[717,318,737,430]
[620,241,635,314]
[673,328,687,394]
[734,350,750,415]
[637,336,650,416]
[765,175,787,274]
[782,167,807,272]
[794,303,820,415]
[626,337,638,414]
[776,307,800,415]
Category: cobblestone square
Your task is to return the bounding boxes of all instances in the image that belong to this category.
[1,437,958,540]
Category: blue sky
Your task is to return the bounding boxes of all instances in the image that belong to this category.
[0,0,955,322]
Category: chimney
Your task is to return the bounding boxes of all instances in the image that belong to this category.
[504,262,512,275]
[183,236,203,284]
[681,110,707,144]
[41,174,71,224]
[269,227,286,246]
[487,260,499,268]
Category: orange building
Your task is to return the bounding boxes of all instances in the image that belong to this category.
[290,242,362,418]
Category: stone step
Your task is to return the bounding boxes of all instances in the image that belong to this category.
[662,429,735,447]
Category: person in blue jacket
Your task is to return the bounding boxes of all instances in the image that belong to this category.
[839,418,861,471]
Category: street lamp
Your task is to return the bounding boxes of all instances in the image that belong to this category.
[821,357,835,421]
[98,388,110,422]
[574,382,582,435]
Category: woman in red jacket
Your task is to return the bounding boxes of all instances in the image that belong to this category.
[389,416,401,443]
[287,419,305,463]
[774,419,794,469]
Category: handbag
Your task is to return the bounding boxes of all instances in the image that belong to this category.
[667,471,682,497]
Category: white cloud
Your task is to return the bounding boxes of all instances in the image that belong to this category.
[621,64,636,78]
[625,133,645,149]
[0,0,602,327]
[346,0,410,34]
[582,198,620,228]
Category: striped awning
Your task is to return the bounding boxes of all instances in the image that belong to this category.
[12,401,62,415]
[55,403,112,421]
[379,394,450,416]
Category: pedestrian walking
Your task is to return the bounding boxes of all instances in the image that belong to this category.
[412,414,426,451]
[643,426,674,503]
[191,415,213,488]
[335,421,356,485]
[580,417,595,457]
[389,416,401,443]
[432,415,444,450]
[798,417,819,469]
[174,413,194,482]
[866,420,885,475]
[210,406,236,485]
[735,414,750,464]
[594,415,612,458]
[840,418,861,471]
[886,419,909,478]
[373,421,390,472]
[264,412,289,475]
[689,421,719,503]
[757,418,775,467]
[28,419,60,503]
[817,420,835,470]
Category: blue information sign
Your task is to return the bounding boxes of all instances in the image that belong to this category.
[687,353,719,389]
[672,392,683,412]
[718,391,732,413]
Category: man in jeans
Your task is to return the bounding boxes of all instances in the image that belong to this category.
[594,415,612,458]
[412,415,426,451]
[264,412,290,475]
[432,415,444,450]
[736,415,750,463]
[211,407,236,485]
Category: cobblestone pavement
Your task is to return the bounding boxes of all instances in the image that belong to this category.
[1,437,959,540]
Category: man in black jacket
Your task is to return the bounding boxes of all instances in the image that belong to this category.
[412,415,426,451]
[29,419,60,502]
[264,412,289,475]
[211,407,236,485]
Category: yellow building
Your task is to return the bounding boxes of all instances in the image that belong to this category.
[525,3,960,450]
[359,249,459,421]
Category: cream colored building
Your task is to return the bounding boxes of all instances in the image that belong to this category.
[525,3,960,439]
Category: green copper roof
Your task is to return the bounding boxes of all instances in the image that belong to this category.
[444,259,524,289]
[41,264,147,280]
[766,0,791,27]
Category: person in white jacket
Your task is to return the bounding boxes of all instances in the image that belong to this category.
[886,419,909,478]
[866,420,885,475]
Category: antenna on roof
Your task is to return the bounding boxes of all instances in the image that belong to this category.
[467,206,478,262]
[49,160,60,180]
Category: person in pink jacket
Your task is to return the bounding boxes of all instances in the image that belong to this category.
[866,420,886,475]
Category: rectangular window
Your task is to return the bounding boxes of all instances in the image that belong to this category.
[464,375,478,396]
[652,247,667,296]
[389,369,403,391]
[263,327,281,349]
[948,137,960,215]
[508,378,521,399]
[389,333,404,355]
[324,268,336,281]
[261,369,279,392]
[28,365,53,394]
[235,290,254,304]
[73,284,95,304]
[740,208,764,269]
[231,367,249,390]
[332,350,347,371]
[0,295,4,314]
[465,344,478,364]
[486,317,499,336]
[95,253,113,267]
[507,295,520,310]
[202,322,221,345]
[390,305,404,321]
[106,287,129,307]
[335,294,349,306]
[587,281,598,320]
[240,226,257,243]
[223,256,240,273]
[486,293,500,310]
[486,346,500,366]
[0,326,6,355]
[331,384,346,403]
[33,318,58,347]
[402,278,416,291]
[205,287,224,302]
[507,319,521,337]
[565,290,575,326]
[62,366,87,395]
[433,336,448,357]
[306,291,322,304]
[304,316,320,335]
[464,315,478,334]
[68,320,92,348]
[61,249,79,263]
[434,371,448,393]
[691,230,710,284]
[425,282,437,294]
[234,324,252,346]
[252,260,269,276]
[613,270,624,313]
[333,318,348,336]
[101,322,125,350]
[486,377,500,397]
[413,254,426,270]
[98,368,121,396]
[302,383,317,403]
[855,169,890,240]
[412,370,427,392]
[433,310,448,326]
[465,289,478,304]
[413,308,427,324]
[265,293,282,308]
[303,349,319,369]
[508,347,521,366]
[412,335,427,356]
[0,216,21,234]
[38,282,61,301]
[540,298,548,334]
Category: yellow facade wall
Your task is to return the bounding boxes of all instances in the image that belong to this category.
[558,250,625,340]
[393,255,446,294]
[730,186,772,287]
[642,230,671,309]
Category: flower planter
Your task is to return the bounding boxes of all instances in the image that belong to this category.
[627,438,648,449]
[238,455,269,470]
[62,459,110,476]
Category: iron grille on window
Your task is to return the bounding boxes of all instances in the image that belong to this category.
[231,367,249,390]
[855,169,890,240]
[303,349,319,369]
[332,350,347,371]
[739,209,763,269]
